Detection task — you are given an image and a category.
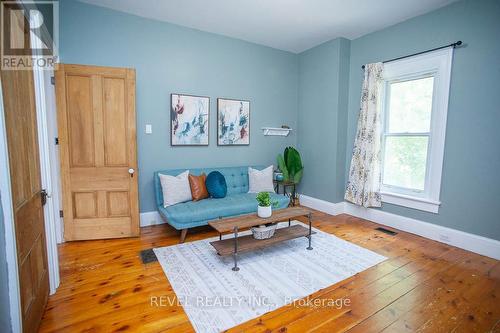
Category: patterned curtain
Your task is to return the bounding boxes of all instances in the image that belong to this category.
[345,63,384,207]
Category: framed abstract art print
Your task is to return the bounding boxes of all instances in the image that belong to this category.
[171,94,209,146]
[217,98,250,146]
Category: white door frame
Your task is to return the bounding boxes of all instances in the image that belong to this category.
[32,65,61,294]
[30,9,61,294]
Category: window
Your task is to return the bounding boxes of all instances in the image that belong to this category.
[380,48,453,213]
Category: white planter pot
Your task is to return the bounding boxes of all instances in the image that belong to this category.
[257,205,272,218]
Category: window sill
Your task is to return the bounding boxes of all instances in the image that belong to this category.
[381,192,441,214]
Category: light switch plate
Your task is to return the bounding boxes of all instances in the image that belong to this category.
[145,124,152,134]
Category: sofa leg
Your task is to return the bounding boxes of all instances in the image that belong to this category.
[180,229,188,243]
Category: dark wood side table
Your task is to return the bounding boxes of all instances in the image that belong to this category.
[273,180,297,206]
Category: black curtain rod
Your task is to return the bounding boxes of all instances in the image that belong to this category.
[361,41,462,69]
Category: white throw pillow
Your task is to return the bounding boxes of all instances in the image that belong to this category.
[248,166,275,193]
[159,171,192,207]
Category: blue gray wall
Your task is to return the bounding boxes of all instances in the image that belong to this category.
[344,0,500,240]
[59,0,299,213]
[297,38,350,202]
[0,193,12,332]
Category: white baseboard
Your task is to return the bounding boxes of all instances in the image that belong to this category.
[140,211,165,227]
[299,194,500,260]
[299,194,345,216]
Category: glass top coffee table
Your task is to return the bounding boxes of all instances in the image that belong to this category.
[208,207,313,271]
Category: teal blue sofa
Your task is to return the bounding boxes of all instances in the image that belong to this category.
[154,166,289,242]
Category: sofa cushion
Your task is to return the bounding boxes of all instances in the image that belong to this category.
[188,173,209,201]
[248,165,275,193]
[158,193,289,228]
[206,171,227,198]
[159,171,192,207]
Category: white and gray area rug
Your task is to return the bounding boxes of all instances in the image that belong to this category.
[153,221,386,333]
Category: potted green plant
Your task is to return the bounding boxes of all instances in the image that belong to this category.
[277,146,303,205]
[256,191,278,218]
[277,146,304,183]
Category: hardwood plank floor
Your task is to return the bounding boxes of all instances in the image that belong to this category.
[39,210,500,332]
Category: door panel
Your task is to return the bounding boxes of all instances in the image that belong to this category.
[56,64,139,240]
[107,191,130,217]
[72,192,97,218]
[103,77,128,166]
[66,75,94,167]
[1,54,49,333]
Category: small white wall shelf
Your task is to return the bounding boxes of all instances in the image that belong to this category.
[261,127,293,137]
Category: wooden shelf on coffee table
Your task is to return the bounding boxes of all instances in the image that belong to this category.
[208,206,311,233]
[210,224,312,256]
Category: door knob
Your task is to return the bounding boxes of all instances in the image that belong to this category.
[128,168,135,177]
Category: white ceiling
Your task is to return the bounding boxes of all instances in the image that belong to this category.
[78,0,458,53]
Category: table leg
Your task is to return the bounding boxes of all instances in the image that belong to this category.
[218,216,223,241]
[307,213,313,250]
[232,226,240,271]
[288,218,291,227]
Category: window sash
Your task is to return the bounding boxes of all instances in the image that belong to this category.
[383,132,430,136]
[381,133,431,195]
[381,74,435,196]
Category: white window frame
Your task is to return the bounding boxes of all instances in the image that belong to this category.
[380,47,453,213]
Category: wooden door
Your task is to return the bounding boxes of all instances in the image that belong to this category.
[0,60,49,333]
[55,64,139,241]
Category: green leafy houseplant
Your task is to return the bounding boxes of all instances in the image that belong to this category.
[256,191,278,208]
[256,191,278,220]
[277,146,303,183]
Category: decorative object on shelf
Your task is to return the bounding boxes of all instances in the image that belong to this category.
[261,125,292,136]
[256,191,278,218]
[251,223,277,240]
[217,98,250,145]
[273,169,284,181]
[171,94,209,146]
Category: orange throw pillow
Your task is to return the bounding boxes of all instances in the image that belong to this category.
[188,173,209,201]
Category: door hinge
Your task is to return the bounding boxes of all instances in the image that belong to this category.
[55,137,59,145]
[59,210,64,218]
[51,76,55,85]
